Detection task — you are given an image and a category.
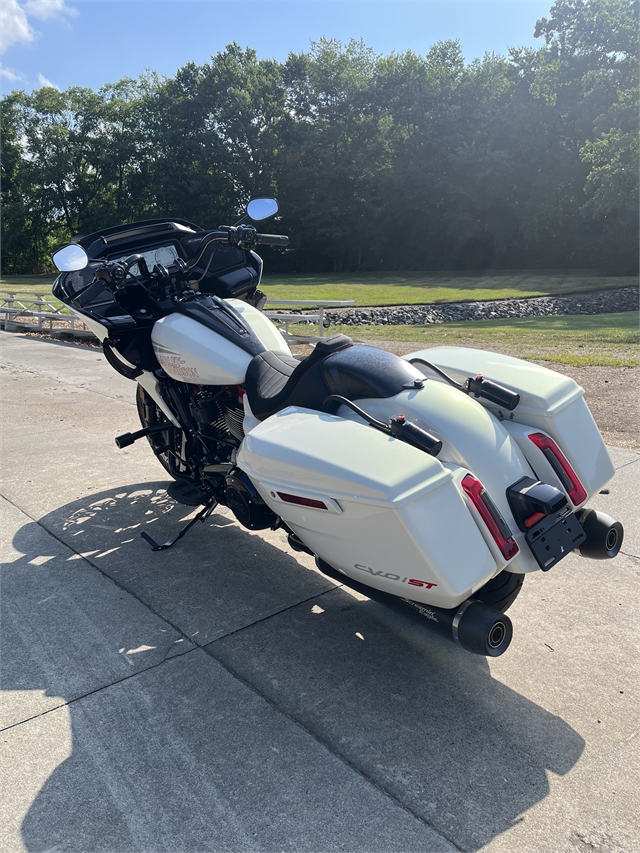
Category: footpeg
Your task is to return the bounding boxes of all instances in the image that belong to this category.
[167,478,209,506]
[115,422,171,449]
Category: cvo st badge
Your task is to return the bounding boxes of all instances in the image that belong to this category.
[354,564,437,589]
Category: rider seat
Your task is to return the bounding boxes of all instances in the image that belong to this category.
[245,334,425,420]
[245,334,353,420]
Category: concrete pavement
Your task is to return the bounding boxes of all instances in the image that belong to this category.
[1,330,638,852]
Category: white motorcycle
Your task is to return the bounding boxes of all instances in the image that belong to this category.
[52,198,624,658]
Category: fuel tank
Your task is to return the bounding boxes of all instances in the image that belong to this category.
[151,302,290,385]
[152,313,252,384]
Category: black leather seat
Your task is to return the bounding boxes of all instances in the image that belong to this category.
[245,334,425,421]
[245,334,353,420]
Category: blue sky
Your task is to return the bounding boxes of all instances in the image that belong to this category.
[1,0,553,94]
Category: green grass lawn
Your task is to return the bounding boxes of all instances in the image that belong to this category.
[2,270,637,305]
[261,270,637,307]
[0,275,57,294]
[288,312,640,368]
[3,272,637,367]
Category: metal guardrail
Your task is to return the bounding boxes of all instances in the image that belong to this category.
[263,299,355,342]
[0,291,355,344]
[0,291,94,338]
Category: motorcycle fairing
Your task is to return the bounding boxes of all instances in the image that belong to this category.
[238,408,499,609]
[72,219,263,301]
[71,218,202,255]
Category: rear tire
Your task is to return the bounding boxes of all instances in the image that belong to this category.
[474,570,524,613]
[136,385,182,480]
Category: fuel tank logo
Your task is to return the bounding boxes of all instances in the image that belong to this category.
[157,354,199,378]
[353,564,437,589]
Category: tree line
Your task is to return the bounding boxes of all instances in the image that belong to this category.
[1,0,638,275]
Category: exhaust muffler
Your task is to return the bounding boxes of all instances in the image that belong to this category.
[576,508,624,559]
[315,558,512,657]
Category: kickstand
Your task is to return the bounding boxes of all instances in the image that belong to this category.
[141,500,218,552]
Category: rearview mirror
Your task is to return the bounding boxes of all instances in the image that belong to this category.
[52,244,89,271]
[246,198,278,221]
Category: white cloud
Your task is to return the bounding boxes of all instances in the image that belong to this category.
[37,72,58,89]
[0,0,34,54]
[24,0,76,22]
[0,0,75,54]
[0,66,22,80]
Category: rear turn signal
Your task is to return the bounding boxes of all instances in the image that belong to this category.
[461,474,519,561]
[528,433,587,506]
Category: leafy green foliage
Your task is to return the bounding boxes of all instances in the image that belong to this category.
[1,0,638,274]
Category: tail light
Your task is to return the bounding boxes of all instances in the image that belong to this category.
[461,474,519,560]
[528,433,587,506]
[277,492,328,510]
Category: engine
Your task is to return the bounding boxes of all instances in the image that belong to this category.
[188,385,245,443]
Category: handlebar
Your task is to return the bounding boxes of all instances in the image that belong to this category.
[71,227,289,309]
[187,226,288,271]
[256,233,289,247]
[71,254,145,308]
[72,277,108,308]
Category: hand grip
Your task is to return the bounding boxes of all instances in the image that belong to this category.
[465,376,520,411]
[72,278,106,308]
[388,416,442,457]
[256,233,289,247]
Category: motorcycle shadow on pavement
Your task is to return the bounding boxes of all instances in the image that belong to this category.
[4,482,586,852]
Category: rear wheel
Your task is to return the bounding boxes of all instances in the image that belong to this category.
[474,570,524,613]
[136,385,183,480]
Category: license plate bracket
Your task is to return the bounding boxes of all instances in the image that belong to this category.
[526,507,586,571]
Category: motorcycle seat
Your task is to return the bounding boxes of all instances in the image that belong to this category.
[245,335,425,421]
[245,334,354,420]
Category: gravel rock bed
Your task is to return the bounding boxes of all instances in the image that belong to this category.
[305,286,638,327]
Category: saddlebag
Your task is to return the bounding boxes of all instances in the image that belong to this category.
[405,347,614,499]
[237,407,498,610]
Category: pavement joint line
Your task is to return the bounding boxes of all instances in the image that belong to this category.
[0,491,193,645]
[1,491,346,650]
[618,550,639,563]
[202,585,342,645]
[0,351,136,407]
[1,496,458,850]
[613,456,640,471]
[0,645,202,735]
[200,636,464,853]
